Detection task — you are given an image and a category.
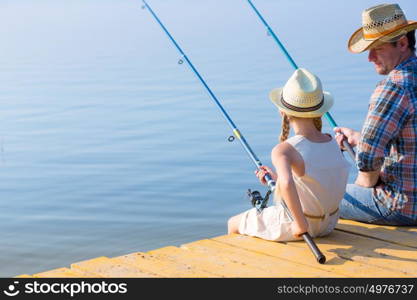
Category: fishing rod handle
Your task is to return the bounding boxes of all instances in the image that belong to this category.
[343,140,356,161]
[302,233,326,264]
[263,172,276,192]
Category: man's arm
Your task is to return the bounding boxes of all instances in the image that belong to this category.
[355,169,381,187]
[352,81,408,188]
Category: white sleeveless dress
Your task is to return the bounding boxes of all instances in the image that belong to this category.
[238,135,350,241]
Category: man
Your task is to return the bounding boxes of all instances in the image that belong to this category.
[334,3,417,225]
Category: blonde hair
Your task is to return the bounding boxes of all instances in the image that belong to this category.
[279,114,291,143]
[279,114,322,142]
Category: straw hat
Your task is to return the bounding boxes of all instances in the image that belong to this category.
[348,3,417,53]
[269,68,333,118]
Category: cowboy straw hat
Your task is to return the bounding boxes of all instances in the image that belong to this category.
[269,68,333,118]
[348,3,417,53]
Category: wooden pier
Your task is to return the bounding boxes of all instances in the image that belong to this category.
[18,219,417,277]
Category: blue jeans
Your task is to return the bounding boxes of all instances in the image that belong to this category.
[339,184,417,225]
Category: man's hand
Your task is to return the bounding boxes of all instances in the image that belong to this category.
[355,170,381,187]
[333,127,360,150]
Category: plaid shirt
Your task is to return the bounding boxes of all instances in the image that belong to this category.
[357,55,417,219]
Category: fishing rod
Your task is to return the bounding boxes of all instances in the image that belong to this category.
[141,0,326,264]
[246,0,356,161]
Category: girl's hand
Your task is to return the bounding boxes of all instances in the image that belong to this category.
[291,219,309,238]
[255,166,277,185]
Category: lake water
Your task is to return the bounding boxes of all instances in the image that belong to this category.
[0,0,414,277]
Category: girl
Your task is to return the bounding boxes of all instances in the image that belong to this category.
[228,68,350,241]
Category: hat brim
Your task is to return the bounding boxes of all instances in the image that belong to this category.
[269,88,334,118]
[348,21,417,53]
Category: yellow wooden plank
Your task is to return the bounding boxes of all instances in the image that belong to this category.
[33,267,96,278]
[114,250,216,277]
[336,219,417,248]
[104,258,160,277]
[337,219,417,233]
[288,230,417,276]
[146,246,229,277]
[213,234,404,277]
[15,274,32,278]
[175,240,339,277]
[150,245,335,277]
[71,256,158,278]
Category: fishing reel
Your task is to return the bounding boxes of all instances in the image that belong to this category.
[247,189,271,213]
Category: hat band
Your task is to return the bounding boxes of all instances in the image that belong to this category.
[363,22,408,39]
[280,95,324,112]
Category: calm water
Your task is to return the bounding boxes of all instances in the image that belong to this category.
[0,0,414,277]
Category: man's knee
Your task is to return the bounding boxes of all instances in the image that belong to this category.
[338,184,382,222]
